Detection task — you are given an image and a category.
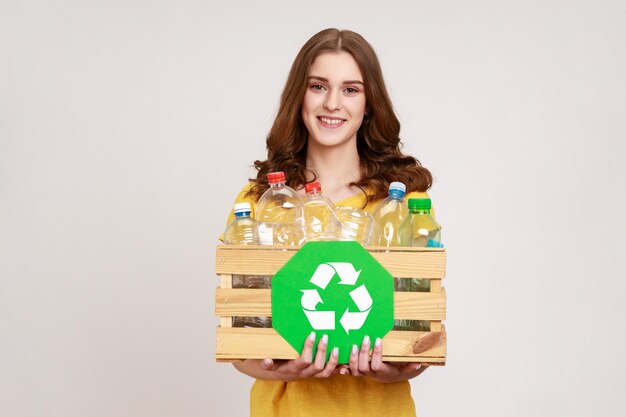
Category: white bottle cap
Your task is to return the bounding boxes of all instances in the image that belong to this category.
[389,182,406,193]
[233,202,252,214]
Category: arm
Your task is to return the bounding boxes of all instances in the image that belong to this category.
[232,332,340,382]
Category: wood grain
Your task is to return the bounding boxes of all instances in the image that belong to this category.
[215,288,446,320]
[219,274,232,328]
[216,245,446,278]
[215,328,446,363]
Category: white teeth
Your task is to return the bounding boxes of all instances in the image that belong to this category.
[320,117,344,125]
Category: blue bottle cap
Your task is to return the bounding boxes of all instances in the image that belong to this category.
[389,182,406,198]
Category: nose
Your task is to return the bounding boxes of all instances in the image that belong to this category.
[323,89,341,111]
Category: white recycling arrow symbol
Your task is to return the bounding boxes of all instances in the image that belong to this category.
[301,262,372,334]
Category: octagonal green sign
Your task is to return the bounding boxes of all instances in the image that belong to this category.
[272,241,394,364]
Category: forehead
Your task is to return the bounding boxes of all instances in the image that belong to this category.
[308,51,363,82]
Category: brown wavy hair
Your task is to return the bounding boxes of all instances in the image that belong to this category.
[248,28,432,205]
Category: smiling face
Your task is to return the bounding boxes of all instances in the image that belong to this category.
[301,51,367,150]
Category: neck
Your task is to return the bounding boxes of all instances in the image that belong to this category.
[305,139,362,202]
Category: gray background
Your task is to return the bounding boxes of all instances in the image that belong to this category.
[2,1,625,416]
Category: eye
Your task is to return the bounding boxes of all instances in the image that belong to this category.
[344,87,359,94]
[310,84,326,91]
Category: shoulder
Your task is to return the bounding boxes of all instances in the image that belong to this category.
[231,181,257,215]
[222,182,257,237]
[233,182,255,202]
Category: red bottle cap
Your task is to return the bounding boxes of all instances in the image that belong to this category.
[305,181,321,194]
[267,172,286,184]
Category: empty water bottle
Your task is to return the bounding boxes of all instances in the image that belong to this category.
[335,206,374,246]
[399,198,442,248]
[256,172,305,246]
[302,181,342,241]
[223,202,271,327]
[396,197,443,331]
[224,202,259,246]
[370,182,408,247]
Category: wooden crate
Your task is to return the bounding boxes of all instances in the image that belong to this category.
[215,245,447,365]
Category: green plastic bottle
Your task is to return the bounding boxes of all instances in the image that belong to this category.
[396,198,443,331]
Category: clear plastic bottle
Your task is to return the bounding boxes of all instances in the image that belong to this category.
[302,181,342,241]
[256,172,305,246]
[399,198,442,248]
[224,202,259,246]
[370,182,408,247]
[335,206,374,246]
[223,202,271,328]
[396,198,443,331]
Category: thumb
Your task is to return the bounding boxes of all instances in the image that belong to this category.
[261,358,275,370]
[408,362,422,371]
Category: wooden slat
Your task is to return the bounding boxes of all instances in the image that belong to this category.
[394,290,446,320]
[428,279,443,329]
[371,250,446,279]
[215,288,446,320]
[216,328,446,363]
[215,288,271,316]
[215,355,445,364]
[220,274,233,289]
[216,245,446,278]
[219,274,232,328]
[216,247,296,275]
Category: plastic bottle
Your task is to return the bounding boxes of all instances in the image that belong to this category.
[335,206,374,246]
[256,172,305,246]
[370,182,408,247]
[223,202,271,328]
[302,181,342,241]
[396,198,443,331]
[399,198,442,248]
[224,202,260,246]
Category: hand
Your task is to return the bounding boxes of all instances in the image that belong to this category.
[259,332,339,382]
[347,335,428,383]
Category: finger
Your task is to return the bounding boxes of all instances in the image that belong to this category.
[402,363,428,379]
[316,347,339,378]
[400,363,424,379]
[370,337,390,374]
[261,358,275,371]
[337,364,350,375]
[348,344,361,376]
[306,334,328,376]
[292,332,316,370]
[358,335,372,374]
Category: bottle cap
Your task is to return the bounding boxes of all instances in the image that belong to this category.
[407,198,431,211]
[389,182,406,193]
[233,202,252,214]
[267,172,286,184]
[305,181,321,194]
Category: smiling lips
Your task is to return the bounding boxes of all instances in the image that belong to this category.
[318,116,346,128]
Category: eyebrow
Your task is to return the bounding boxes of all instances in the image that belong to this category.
[308,75,364,86]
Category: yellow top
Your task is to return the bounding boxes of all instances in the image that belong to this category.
[225,182,430,417]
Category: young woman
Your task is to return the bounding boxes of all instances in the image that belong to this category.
[226,28,434,417]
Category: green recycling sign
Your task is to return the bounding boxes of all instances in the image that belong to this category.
[272,241,394,363]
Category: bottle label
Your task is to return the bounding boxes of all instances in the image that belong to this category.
[258,223,274,245]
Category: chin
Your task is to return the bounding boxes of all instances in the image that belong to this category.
[312,137,353,148]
